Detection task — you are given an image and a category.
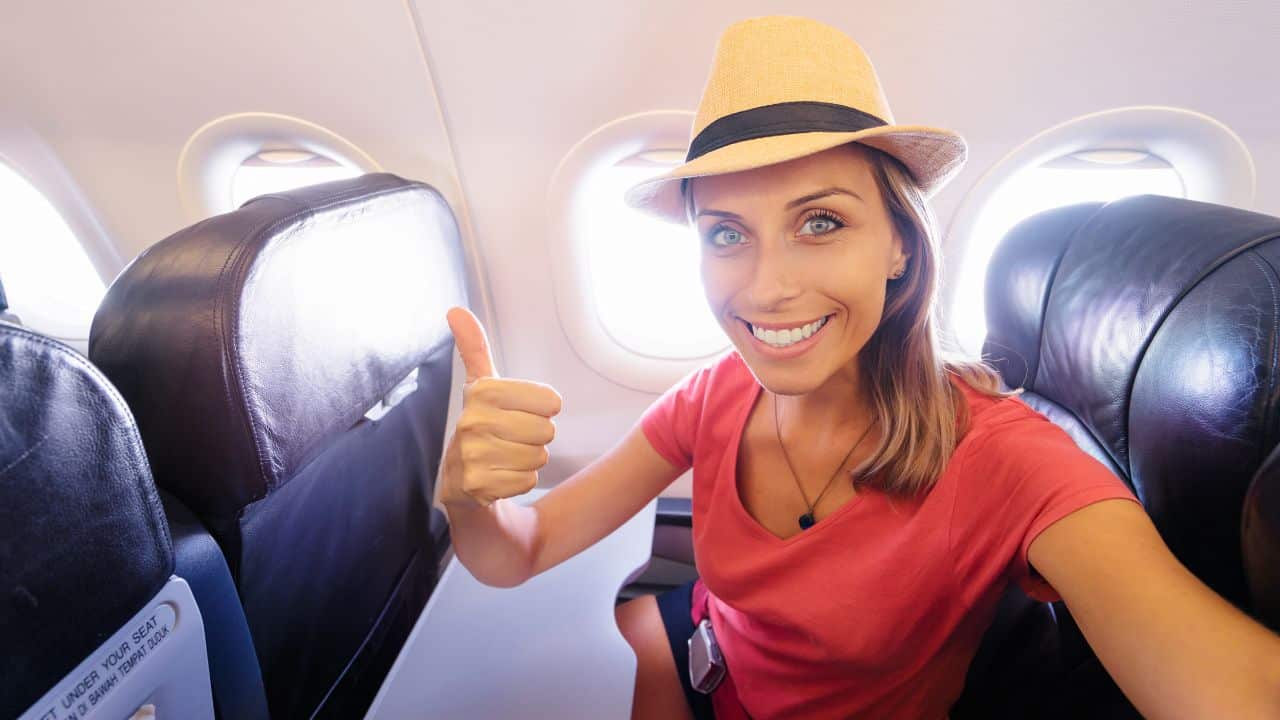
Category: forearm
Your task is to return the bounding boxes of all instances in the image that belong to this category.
[1086,560,1280,719]
[1140,592,1280,719]
[443,496,541,587]
[1034,500,1280,719]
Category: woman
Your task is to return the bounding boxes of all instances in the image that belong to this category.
[440,15,1280,720]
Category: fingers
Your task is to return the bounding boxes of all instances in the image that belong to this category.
[443,306,563,509]
[458,435,551,472]
[447,306,498,382]
[458,406,556,446]
[463,376,563,417]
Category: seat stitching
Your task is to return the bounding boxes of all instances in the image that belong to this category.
[1029,204,1106,392]
[1246,250,1280,464]
[1125,229,1280,478]
[218,182,452,494]
[0,325,171,559]
[0,433,47,479]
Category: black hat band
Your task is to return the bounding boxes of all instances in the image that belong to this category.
[686,101,888,162]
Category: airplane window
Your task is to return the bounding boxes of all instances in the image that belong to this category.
[0,161,105,340]
[586,150,728,359]
[951,150,1185,356]
[230,149,362,208]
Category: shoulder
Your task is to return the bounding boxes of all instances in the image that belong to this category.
[638,351,750,469]
[949,373,1030,440]
[949,380,1089,475]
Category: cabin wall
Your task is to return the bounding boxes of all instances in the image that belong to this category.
[0,2,470,268]
[3,2,1278,496]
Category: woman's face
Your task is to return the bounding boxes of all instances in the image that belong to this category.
[690,143,908,397]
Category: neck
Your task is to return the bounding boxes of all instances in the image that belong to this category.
[774,361,875,435]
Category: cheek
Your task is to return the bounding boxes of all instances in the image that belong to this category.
[699,257,736,306]
[826,268,890,328]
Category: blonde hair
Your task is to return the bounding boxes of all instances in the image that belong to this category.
[848,144,1015,499]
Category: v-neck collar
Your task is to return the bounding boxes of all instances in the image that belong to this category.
[724,378,872,547]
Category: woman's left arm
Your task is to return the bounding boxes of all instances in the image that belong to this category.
[1028,498,1280,720]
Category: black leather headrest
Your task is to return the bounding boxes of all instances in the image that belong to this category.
[0,324,173,717]
[88,174,467,527]
[983,194,1280,608]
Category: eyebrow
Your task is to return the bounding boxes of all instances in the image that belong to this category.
[695,209,743,220]
[694,187,863,220]
[785,187,864,209]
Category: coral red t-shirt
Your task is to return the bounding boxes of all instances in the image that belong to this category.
[639,350,1141,720]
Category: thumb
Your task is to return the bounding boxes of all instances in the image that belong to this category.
[446,306,498,382]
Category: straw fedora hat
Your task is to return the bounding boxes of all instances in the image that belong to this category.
[625,15,967,224]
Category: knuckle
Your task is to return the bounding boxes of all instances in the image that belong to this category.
[546,387,563,415]
[459,409,495,438]
[459,441,484,465]
[529,382,562,414]
[457,414,480,435]
[467,378,498,403]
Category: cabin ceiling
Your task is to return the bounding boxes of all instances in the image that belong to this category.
[3,1,1277,253]
[417,0,1279,146]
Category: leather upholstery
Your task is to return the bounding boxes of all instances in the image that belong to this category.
[1244,443,1280,631]
[952,194,1280,718]
[0,321,173,718]
[89,174,466,718]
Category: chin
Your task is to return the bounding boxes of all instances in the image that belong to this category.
[734,352,824,396]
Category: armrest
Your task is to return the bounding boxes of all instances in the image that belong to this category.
[652,497,696,569]
[657,497,692,528]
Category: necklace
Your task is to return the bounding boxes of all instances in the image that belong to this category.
[773,392,876,530]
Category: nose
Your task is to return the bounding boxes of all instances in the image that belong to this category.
[746,239,802,310]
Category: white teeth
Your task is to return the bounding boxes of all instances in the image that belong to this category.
[751,316,828,348]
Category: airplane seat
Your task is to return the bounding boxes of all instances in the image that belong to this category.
[0,320,214,718]
[951,194,1280,719]
[88,173,467,719]
[1244,433,1280,632]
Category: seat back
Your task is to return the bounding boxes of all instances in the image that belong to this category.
[89,174,467,718]
[1243,437,1280,630]
[952,195,1280,718]
[0,318,213,719]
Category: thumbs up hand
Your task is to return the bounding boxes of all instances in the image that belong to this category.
[441,307,563,508]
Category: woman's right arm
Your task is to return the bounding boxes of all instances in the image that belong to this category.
[441,307,684,588]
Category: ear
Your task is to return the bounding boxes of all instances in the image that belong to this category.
[890,230,911,276]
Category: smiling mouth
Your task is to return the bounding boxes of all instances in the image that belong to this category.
[740,313,835,349]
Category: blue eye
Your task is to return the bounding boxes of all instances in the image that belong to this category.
[708,226,745,247]
[799,212,844,236]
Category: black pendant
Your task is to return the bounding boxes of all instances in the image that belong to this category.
[798,512,816,530]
